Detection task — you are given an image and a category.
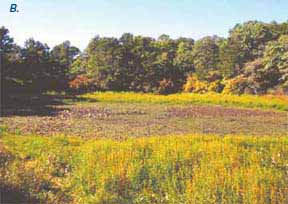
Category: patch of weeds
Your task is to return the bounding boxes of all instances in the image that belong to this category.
[0,126,8,136]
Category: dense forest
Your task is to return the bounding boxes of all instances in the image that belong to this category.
[1,21,288,96]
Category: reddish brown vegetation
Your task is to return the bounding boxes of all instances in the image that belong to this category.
[167,106,287,118]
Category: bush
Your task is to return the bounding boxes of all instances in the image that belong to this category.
[157,78,175,94]
[222,75,249,94]
[207,80,224,93]
[69,75,96,93]
[183,75,208,93]
[267,86,288,96]
[183,74,224,93]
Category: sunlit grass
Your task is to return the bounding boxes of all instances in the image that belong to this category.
[81,92,288,111]
[1,134,288,203]
[1,92,287,203]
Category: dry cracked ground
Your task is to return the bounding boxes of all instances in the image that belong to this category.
[2,101,288,138]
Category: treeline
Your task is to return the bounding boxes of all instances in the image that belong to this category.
[1,21,288,96]
[1,27,79,95]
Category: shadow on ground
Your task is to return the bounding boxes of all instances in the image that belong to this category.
[1,93,97,117]
[0,186,39,204]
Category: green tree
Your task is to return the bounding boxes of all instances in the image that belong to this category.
[241,35,288,94]
[21,38,52,91]
[51,41,80,89]
[220,21,279,77]
[1,27,22,94]
[263,35,288,92]
[85,36,123,90]
[192,36,220,80]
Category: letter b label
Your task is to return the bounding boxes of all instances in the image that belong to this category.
[10,4,18,12]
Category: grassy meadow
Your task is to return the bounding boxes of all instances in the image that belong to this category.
[81,92,288,111]
[1,92,288,204]
[1,134,288,204]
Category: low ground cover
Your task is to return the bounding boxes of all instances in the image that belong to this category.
[1,134,287,203]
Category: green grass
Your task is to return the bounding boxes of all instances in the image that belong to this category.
[81,92,288,111]
[1,134,288,204]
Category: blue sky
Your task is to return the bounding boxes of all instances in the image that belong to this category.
[1,0,287,50]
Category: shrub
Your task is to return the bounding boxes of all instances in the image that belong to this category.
[267,86,288,96]
[207,80,224,93]
[183,74,225,94]
[183,75,208,93]
[69,75,95,92]
[222,75,249,94]
[157,78,175,95]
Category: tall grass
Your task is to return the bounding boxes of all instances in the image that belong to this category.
[81,92,288,111]
[1,134,288,203]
